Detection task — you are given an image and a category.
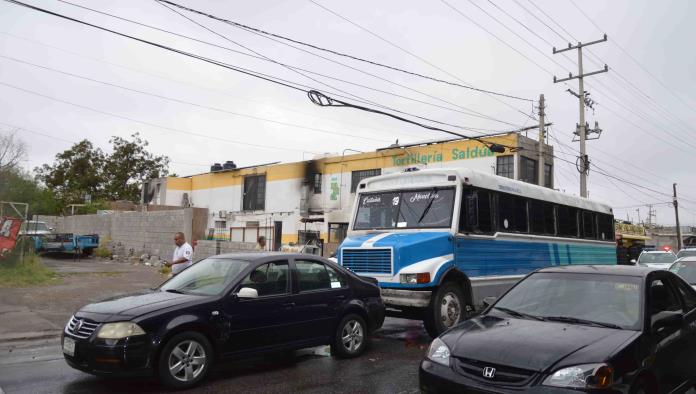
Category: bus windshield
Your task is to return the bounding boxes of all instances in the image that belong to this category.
[354,187,455,230]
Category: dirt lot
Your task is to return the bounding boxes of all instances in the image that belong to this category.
[0,255,167,340]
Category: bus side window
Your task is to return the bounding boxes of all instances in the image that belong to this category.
[582,211,596,239]
[530,200,555,235]
[597,214,614,241]
[460,190,492,234]
[557,205,579,237]
[498,193,528,233]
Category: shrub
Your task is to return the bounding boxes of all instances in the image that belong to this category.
[94,247,112,258]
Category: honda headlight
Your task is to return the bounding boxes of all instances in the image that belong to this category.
[97,322,146,339]
[426,337,451,367]
[543,363,613,389]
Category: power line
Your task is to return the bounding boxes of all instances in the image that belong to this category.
[3,0,519,137]
[0,30,436,141]
[152,0,533,102]
[0,53,396,144]
[56,0,524,130]
[305,0,537,121]
[0,81,320,154]
[568,0,696,117]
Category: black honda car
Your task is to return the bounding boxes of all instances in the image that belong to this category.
[420,265,696,393]
[62,253,385,389]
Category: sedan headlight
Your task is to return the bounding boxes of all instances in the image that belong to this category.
[543,363,613,389]
[97,322,146,339]
[426,337,451,367]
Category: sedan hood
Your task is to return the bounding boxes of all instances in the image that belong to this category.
[77,290,205,321]
[443,314,639,372]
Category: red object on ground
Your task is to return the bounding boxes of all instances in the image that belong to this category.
[0,216,23,257]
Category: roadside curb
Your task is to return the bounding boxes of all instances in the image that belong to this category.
[0,330,61,344]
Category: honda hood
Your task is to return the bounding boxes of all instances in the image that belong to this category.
[442,314,640,372]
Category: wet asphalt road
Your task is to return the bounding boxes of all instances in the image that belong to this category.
[0,318,430,394]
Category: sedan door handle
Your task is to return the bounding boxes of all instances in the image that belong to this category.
[283,302,295,309]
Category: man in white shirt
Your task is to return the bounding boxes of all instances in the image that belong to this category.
[165,232,193,275]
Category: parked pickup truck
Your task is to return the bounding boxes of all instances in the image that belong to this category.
[31,233,99,255]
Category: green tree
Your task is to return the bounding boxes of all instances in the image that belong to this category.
[34,140,105,204]
[103,133,170,201]
[0,168,61,216]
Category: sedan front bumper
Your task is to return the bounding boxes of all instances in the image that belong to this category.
[419,359,625,394]
[62,332,155,378]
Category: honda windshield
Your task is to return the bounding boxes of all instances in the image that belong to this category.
[492,272,642,330]
[353,187,455,230]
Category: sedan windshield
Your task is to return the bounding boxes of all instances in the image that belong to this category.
[493,273,642,330]
[160,258,250,296]
[670,262,696,285]
[353,187,455,230]
[638,253,676,265]
[677,250,696,259]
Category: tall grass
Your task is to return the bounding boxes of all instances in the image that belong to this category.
[0,238,56,287]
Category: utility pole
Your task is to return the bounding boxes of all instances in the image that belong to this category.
[553,35,609,198]
[537,94,546,187]
[674,183,683,250]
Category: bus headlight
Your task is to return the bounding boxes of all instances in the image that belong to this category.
[400,273,431,284]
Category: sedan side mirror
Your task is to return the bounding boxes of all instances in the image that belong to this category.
[630,259,637,264]
[482,296,497,308]
[652,312,683,333]
[237,287,258,299]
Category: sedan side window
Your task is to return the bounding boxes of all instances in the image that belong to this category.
[239,261,289,297]
[296,260,345,292]
[649,279,682,317]
[673,278,696,311]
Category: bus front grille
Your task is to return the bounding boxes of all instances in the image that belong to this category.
[342,248,392,274]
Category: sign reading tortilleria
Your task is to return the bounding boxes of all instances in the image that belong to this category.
[0,216,23,258]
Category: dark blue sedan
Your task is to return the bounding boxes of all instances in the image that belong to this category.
[62,253,385,389]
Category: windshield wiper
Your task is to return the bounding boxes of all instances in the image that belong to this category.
[543,316,622,329]
[416,188,438,224]
[493,306,545,321]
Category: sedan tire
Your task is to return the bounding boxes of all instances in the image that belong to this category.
[331,314,368,358]
[158,331,213,390]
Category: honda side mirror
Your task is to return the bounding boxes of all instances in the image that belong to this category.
[652,312,683,333]
[237,287,258,299]
[630,259,636,264]
[482,296,497,308]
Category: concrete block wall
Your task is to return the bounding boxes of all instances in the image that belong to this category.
[194,240,256,261]
[36,208,209,258]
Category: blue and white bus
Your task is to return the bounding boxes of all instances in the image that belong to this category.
[336,168,616,336]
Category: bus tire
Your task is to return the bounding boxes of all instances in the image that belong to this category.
[423,282,467,338]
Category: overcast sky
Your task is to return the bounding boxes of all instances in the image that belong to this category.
[1,0,695,225]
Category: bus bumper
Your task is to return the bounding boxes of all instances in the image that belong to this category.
[381,288,431,308]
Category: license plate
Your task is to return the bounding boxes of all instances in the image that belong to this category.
[63,337,76,356]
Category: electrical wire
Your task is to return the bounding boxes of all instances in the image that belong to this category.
[0,81,321,154]
[2,0,521,138]
[0,53,397,144]
[54,0,525,130]
[151,0,533,102]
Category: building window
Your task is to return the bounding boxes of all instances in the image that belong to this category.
[328,222,348,243]
[496,156,514,179]
[313,173,322,194]
[544,164,553,189]
[519,157,538,184]
[243,175,266,211]
[351,169,381,193]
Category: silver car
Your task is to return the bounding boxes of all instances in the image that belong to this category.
[635,250,677,268]
[669,257,696,289]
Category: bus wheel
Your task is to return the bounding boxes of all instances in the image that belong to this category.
[424,282,467,338]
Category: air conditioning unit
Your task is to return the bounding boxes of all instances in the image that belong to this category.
[219,210,227,219]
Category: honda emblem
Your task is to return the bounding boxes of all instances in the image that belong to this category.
[482,367,496,379]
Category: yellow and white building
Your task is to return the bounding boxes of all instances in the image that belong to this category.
[144,132,554,253]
